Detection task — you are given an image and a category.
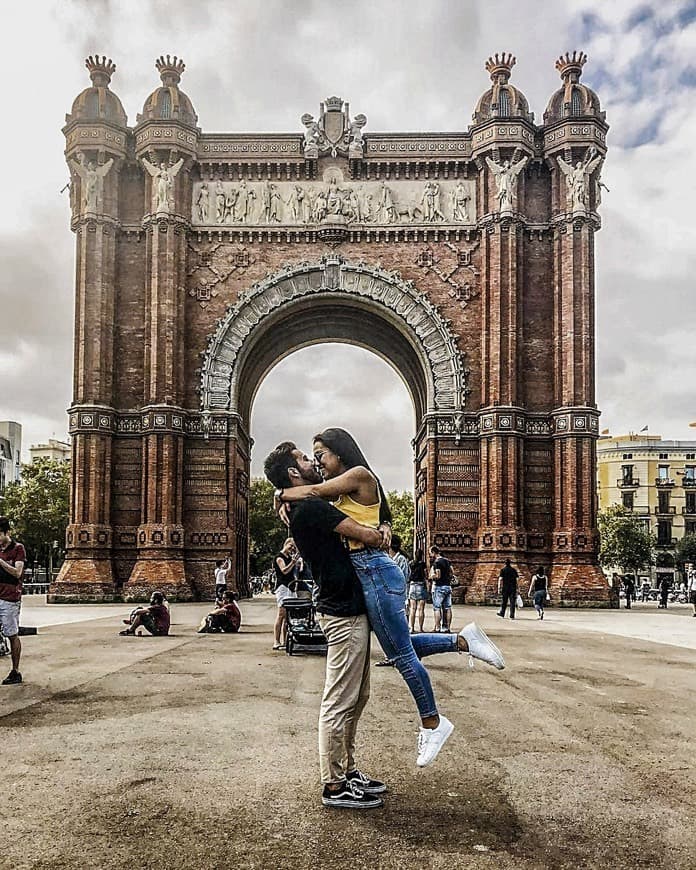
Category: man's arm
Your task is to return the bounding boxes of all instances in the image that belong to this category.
[0,556,24,579]
[334,516,382,548]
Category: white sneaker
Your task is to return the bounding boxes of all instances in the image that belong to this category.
[416,715,454,767]
[459,622,505,670]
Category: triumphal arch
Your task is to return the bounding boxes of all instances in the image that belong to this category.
[52,51,610,604]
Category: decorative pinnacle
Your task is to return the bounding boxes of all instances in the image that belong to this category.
[485,52,516,81]
[556,51,587,82]
[156,54,186,86]
[85,55,116,87]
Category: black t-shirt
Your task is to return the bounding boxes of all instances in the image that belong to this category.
[500,565,518,589]
[410,560,427,583]
[432,556,452,586]
[289,498,366,617]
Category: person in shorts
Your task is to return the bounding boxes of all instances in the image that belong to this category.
[407,548,428,633]
[428,545,453,632]
[119,592,170,636]
[0,516,26,685]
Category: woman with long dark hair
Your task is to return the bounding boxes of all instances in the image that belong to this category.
[277,427,505,767]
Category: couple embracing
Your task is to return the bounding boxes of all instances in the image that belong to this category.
[264,428,505,810]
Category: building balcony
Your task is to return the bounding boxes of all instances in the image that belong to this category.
[655,478,675,487]
[682,477,696,488]
[682,506,696,515]
[617,478,640,488]
[656,538,677,549]
[654,505,676,515]
[628,505,650,514]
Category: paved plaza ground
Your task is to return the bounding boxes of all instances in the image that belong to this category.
[1,596,695,869]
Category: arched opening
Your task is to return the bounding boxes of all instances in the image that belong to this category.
[200,256,471,595]
[251,343,416,490]
[248,344,416,576]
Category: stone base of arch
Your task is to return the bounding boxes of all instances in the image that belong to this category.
[122,558,194,602]
[48,558,117,603]
[465,552,609,607]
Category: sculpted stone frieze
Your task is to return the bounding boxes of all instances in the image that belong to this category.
[200,256,471,415]
[191,170,476,227]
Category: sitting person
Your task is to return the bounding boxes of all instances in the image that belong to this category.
[197,592,242,633]
[119,592,170,636]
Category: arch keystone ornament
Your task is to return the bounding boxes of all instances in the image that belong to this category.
[53,52,610,605]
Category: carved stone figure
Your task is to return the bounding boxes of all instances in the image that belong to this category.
[379,181,398,223]
[141,156,184,213]
[71,152,114,213]
[348,113,367,159]
[196,182,209,223]
[215,181,226,223]
[313,189,328,222]
[451,182,470,222]
[558,150,602,213]
[261,181,281,223]
[301,114,321,159]
[234,180,256,223]
[284,185,301,222]
[485,154,528,213]
[224,188,238,224]
[421,181,445,222]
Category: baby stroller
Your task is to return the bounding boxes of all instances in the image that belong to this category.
[283,597,327,656]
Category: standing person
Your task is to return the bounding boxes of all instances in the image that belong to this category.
[622,575,635,610]
[528,566,548,620]
[687,565,696,617]
[276,430,505,768]
[640,578,651,603]
[265,442,387,808]
[272,538,299,650]
[497,559,519,619]
[389,535,410,584]
[408,548,428,633]
[428,546,453,632]
[0,517,26,685]
[214,558,229,603]
[658,575,670,609]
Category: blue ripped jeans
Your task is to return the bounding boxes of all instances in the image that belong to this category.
[351,548,458,719]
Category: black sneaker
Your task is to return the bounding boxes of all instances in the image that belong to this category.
[375,658,395,667]
[322,781,383,809]
[2,669,22,685]
[346,769,387,794]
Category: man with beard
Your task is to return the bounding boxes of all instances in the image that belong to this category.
[264,441,388,810]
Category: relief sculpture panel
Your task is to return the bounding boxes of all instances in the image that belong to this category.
[192,170,476,227]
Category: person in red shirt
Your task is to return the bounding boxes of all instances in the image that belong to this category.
[197,591,241,633]
[0,516,27,685]
[119,591,170,636]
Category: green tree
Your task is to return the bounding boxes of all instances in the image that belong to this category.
[675,533,696,570]
[386,489,415,557]
[0,458,70,572]
[248,477,287,575]
[597,504,655,576]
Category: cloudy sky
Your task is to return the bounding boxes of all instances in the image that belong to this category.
[0,0,694,491]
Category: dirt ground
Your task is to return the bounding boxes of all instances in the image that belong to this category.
[1,598,695,870]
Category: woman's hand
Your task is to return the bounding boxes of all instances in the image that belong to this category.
[378,522,392,551]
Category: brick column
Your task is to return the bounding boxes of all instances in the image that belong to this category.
[51,201,121,601]
[470,214,527,602]
[549,216,607,603]
[123,209,193,601]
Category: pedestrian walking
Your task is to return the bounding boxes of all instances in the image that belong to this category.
[0,516,27,685]
[497,559,519,619]
[658,575,670,608]
[528,566,548,620]
[688,565,696,617]
[623,575,635,610]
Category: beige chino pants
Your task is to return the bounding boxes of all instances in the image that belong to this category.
[317,613,371,785]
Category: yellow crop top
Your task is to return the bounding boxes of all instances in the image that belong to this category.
[334,493,380,550]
